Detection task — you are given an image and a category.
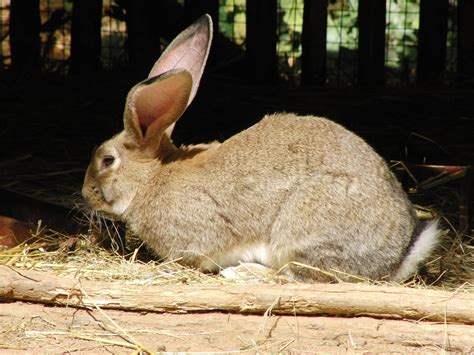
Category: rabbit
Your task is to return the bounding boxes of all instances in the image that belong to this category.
[82,14,440,282]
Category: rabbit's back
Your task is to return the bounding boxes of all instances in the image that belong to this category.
[218,113,389,177]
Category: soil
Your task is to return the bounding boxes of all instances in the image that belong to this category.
[1,301,471,353]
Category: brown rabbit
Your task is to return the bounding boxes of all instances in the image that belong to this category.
[82,15,440,282]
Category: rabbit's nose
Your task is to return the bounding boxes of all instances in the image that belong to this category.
[81,178,94,202]
[81,185,90,203]
[81,185,87,199]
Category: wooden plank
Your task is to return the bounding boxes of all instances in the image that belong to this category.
[417,0,449,82]
[71,0,103,75]
[357,0,386,86]
[301,0,328,86]
[9,0,41,75]
[458,0,474,81]
[246,0,278,83]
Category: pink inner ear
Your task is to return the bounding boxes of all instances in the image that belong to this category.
[132,72,192,140]
[136,90,173,134]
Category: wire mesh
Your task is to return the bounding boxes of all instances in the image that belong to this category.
[0,0,128,74]
[218,0,246,46]
[0,0,10,69]
[327,0,358,86]
[39,0,70,74]
[277,0,304,85]
[102,0,127,68]
[446,0,458,80]
[385,0,419,85]
[0,0,463,85]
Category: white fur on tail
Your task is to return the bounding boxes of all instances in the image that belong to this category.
[394,220,441,281]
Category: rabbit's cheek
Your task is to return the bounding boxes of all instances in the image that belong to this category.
[100,183,132,217]
[109,197,132,216]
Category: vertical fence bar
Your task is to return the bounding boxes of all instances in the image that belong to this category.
[125,0,161,76]
[184,0,219,33]
[357,0,386,86]
[301,0,328,86]
[458,0,474,82]
[71,0,103,75]
[246,0,277,83]
[9,0,41,75]
[417,0,448,83]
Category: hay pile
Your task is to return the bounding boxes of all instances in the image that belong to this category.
[0,208,472,291]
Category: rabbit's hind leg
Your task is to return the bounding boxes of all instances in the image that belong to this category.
[268,174,404,282]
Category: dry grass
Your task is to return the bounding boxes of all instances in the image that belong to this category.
[0,207,472,292]
[0,228,222,286]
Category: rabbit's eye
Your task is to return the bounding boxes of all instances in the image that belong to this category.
[101,155,115,168]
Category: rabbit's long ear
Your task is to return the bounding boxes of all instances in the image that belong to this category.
[148,14,213,137]
[124,70,192,155]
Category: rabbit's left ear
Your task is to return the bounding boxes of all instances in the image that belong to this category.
[148,14,213,137]
[124,70,192,155]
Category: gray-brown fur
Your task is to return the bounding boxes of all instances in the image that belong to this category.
[82,15,439,282]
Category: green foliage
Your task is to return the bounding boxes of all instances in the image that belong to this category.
[218,0,425,85]
[386,0,420,68]
[277,0,304,82]
[219,0,246,46]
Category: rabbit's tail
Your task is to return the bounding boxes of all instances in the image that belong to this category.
[393,219,441,281]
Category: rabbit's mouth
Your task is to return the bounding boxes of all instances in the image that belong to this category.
[82,180,131,218]
[82,183,107,213]
[94,209,119,222]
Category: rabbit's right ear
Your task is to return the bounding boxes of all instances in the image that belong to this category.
[123,70,192,156]
[148,14,212,106]
[148,14,213,137]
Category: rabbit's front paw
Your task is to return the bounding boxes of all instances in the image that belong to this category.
[220,263,276,284]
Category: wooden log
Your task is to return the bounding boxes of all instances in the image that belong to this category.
[301,0,328,86]
[417,0,449,83]
[357,0,386,86]
[246,0,278,83]
[0,266,472,325]
[458,0,474,82]
[71,0,103,75]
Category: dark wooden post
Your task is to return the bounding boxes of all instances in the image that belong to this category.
[246,0,278,84]
[9,0,41,75]
[301,0,328,86]
[71,0,103,75]
[184,0,219,33]
[417,0,448,83]
[125,0,161,76]
[357,0,386,86]
[458,0,474,82]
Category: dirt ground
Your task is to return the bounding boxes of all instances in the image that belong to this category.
[0,301,471,353]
